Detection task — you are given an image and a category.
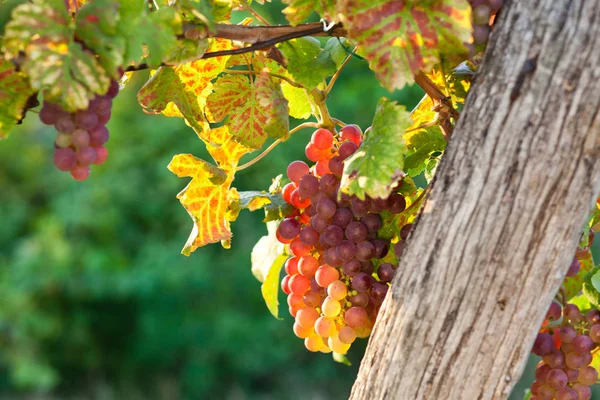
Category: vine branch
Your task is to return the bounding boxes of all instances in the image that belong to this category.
[126,22,346,72]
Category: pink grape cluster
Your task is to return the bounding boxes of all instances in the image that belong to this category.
[276,125,408,354]
[469,0,504,46]
[39,80,118,181]
[530,302,600,400]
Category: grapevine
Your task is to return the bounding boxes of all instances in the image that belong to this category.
[1,0,599,399]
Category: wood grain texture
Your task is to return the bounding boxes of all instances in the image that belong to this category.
[350,1,600,399]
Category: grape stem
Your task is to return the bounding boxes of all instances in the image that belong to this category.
[333,118,346,127]
[236,122,320,171]
[241,3,271,26]
[324,49,356,97]
[403,188,428,215]
[310,88,336,131]
[223,69,303,88]
[414,71,460,140]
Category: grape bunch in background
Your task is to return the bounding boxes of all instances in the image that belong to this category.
[469,0,504,46]
[530,301,599,400]
[39,80,118,181]
[276,125,411,355]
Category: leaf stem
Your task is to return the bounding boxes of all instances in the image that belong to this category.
[310,88,335,131]
[223,69,302,88]
[236,122,320,171]
[241,3,271,26]
[324,49,355,97]
[333,118,346,127]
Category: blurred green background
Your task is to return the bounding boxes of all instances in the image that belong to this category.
[1,2,599,400]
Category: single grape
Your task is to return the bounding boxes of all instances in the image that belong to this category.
[336,240,357,262]
[298,255,319,277]
[346,221,368,243]
[106,80,120,98]
[545,301,562,321]
[532,332,555,356]
[291,189,311,209]
[589,324,600,343]
[323,247,342,267]
[356,241,376,262]
[304,335,324,352]
[317,198,337,219]
[288,293,305,309]
[329,156,344,177]
[572,383,592,400]
[93,96,112,115]
[328,334,351,354]
[370,282,389,305]
[586,309,600,325]
[388,193,406,214]
[542,348,565,369]
[319,174,338,194]
[578,365,598,385]
[303,291,322,308]
[293,322,313,339]
[362,213,382,232]
[546,369,568,389]
[299,174,320,199]
[312,128,334,150]
[344,306,368,329]
[472,4,492,25]
[338,141,358,160]
[572,335,594,353]
[473,24,491,45]
[536,384,555,399]
[352,272,373,292]
[567,258,581,277]
[361,260,375,274]
[70,164,90,181]
[333,208,353,228]
[322,225,344,247]
[315,160,331,177]
[285,257,300,275]
[535,364,552,382]
[348,293,369,308]
[281,275,291,294]
[371,239,389,259]
[342,259,361,277]
[338,326,357,344]
[322,297,342,317]
[565,367,579,383]
[75,146,97,165]
[297,307,319,328]
[39,102,61,125]
[311,191,329,206]
[282,183,296,204]
[300,226,319,246]
[53,148,77,171]
[93,146,108,164]
[565,352,585,369]
[306,143,327,162]
[315,265,339,288]
[351,197,370,217]
[394,241,406,258]
[278,218,301,240]
[377,263,395,282]
[559,326,577,343]
[98,111,111,125]
[555,387,578,400]
[327,280,348,300]
[55,132,72,148]
[339,124,362,146]
[75,110,99,130]
[70,129,90,148]
[314,316,336,337]
[56,115,76,133]
[400,224,413,240]
[289,274,310,295]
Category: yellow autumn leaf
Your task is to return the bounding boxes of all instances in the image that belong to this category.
[168,126,253,254]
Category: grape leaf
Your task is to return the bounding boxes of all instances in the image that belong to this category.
[403,126,446,177]
[261,253,287,319]
[340,98,411,199]
[338,0,472,91]
[566,250,595,301]
[281,82,312,119]
[0,60,34,139]
[281,0,336,25]
[3,0,110,111]
[168,126,253,254]
[278,37,346,90]
[138,39,234,138]
[231,191,294,222]
[206,72,290,149]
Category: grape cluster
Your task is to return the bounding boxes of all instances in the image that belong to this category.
[39,80,118,181]
[469,0,504,46]
[530,302,600,400]
[277,125,408,355]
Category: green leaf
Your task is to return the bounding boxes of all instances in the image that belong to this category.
[75,0,124,77]
[403,126,446,177]
[338,0,472,91]
[0,60,35,139]
[281,0,336,25]
[251,221,287,319]
[206,73,290,149]
[232,191,294,222]
[569,294,592,312]
[278,37,346,90]
[340,98,411,199]
[567,250,595,300]
[121,6,181,67]
[281,82,312,119]
[333,352,352,366]
[3,0,110,111]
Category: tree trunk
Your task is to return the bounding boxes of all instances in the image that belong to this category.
[350,1,600,399]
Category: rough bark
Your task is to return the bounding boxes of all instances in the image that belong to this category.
[350,1,600,399]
